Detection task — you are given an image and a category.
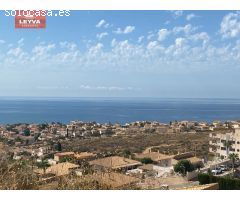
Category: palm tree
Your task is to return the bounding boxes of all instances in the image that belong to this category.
[223,140,232,156]
[228,153,239,173]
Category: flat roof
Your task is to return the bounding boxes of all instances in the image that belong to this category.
[54,152,75,156]
[135,152,173,162]
[74,152,96,159]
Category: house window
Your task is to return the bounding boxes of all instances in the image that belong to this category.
[221,147,226,150]
[237,149,240,152]
[237,141,240,144]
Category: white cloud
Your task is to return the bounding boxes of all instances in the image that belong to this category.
[175,37,186,47]
[158,29,170,41]
[32,44,55,57]
[111,38,117,47]
[173,24,197,35]
[0,40,6,44]
[7,47,24,57]
[220,12,240,38]
[138,36,144,43]
[96,19,109,28]
[114,26,135,34]
[165,20,170,25]
[17,38,24,47]
[88,43,103,55]
[1,30,240,73]
[147,33,154,40]
[186,13,196,21]
[60,41,77,51]
[79,85,134,91]
[172,10,183,18]
[124,26,135,34]
[29,43,56,63]
[190,32,210,45]
[147,41,158,50]
[96,32,108,40]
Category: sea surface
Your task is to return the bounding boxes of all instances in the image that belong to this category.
[1,97,240,124]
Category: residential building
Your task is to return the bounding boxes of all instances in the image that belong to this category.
[89,156,141,171]
[54,152,75,162]
[209,128,240,158]
[74,152,96,160]
[35,162,79,176]
[172,152,204,168]
[135,150,173,167]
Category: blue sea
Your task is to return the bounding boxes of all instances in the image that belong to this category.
[1,97,240,124]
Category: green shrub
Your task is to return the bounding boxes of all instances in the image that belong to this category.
[174,160,194,175]
[139,157,153,164]
[198,173,240,190]
[198,173,210,184]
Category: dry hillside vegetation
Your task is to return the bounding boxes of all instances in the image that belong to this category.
[63,132,209,158]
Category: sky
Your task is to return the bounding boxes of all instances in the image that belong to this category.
[0,10,240,98]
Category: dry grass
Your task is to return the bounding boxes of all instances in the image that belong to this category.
[0,150,110,190]
[0,152,38,189]
[56,174,110,190]
[63,132,210,158]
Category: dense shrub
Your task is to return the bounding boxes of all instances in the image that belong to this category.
[139,157,153,164]
[174,160,194,175]
[197,173,210,184]
[198,173,240,190]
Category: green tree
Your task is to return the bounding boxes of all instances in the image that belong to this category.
[39,123,48,131]
[140,157,153,164]
[23,128,30,136]
[56,142,62,151]
[59,156,73,163]
[122,149,131,158]
[228,153,239,173]
[174,160,194,175]
[15,137,23,143]
[34,133,41,141]
[223,140,232,156]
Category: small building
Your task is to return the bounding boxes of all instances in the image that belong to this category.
[173,152,204,168]
[186,157,204,168]
[46,162,79,176]
[135,151,173,167]
[74,152,96,161]
[54,152,75,162]
[89,156,141,171]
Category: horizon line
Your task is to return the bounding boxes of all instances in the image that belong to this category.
[1,96,240,100]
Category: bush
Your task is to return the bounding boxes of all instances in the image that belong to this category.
[122,149,131,158]
[23,129,30,136]
[174,160,194,175]
[0,156,38,189]
[197,173,210,184]
[55,142,62,151]
[198,173,240,190]
[139,157,153,164]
